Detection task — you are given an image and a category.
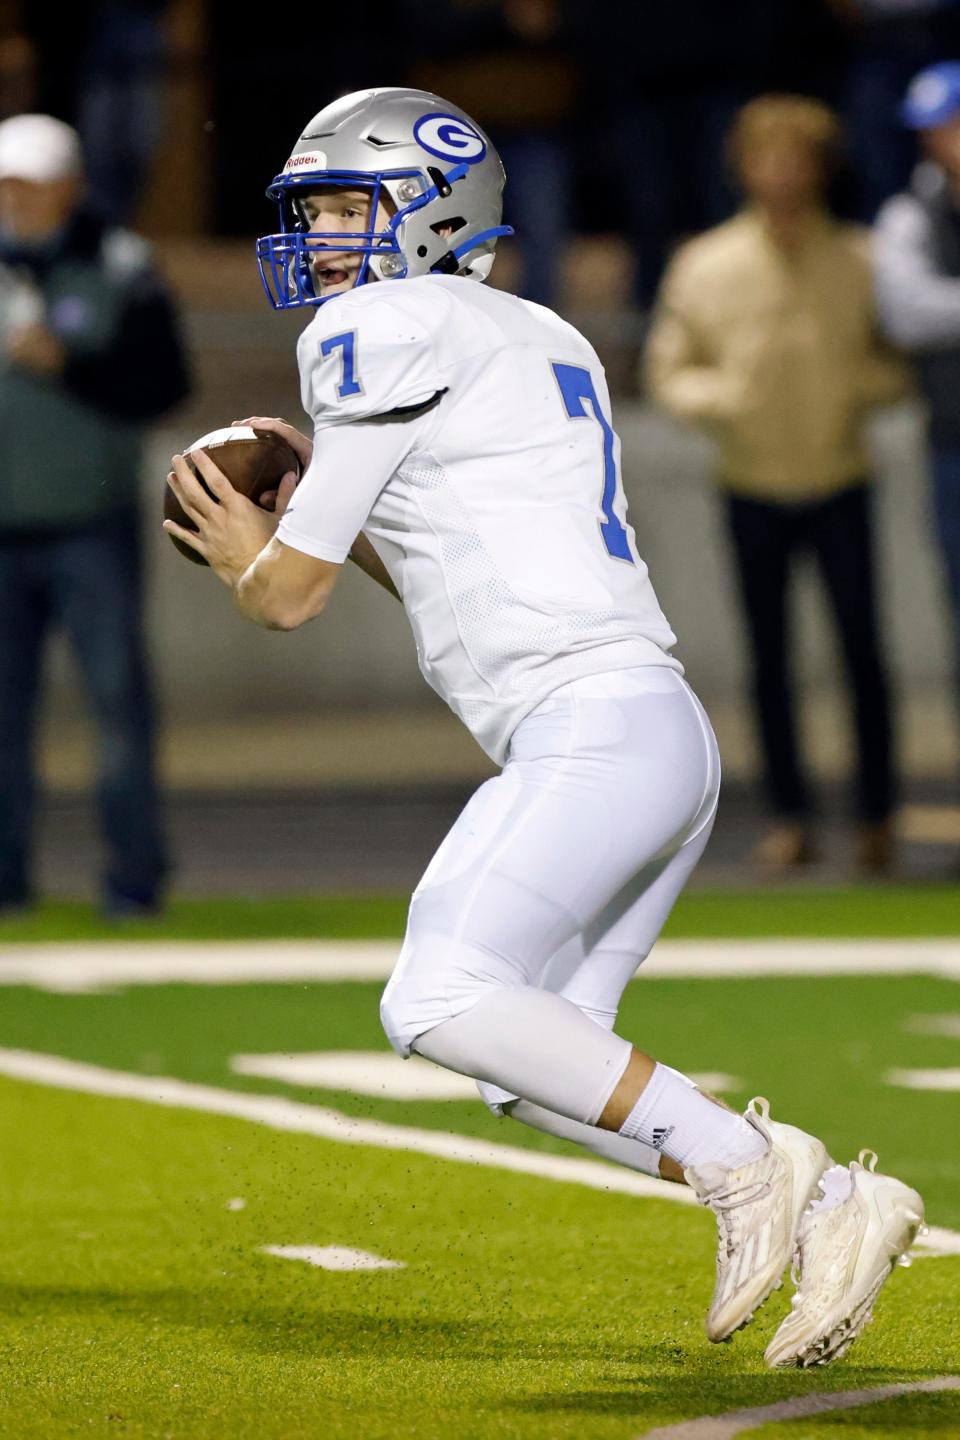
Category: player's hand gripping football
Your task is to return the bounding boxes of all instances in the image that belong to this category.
[164,444,299,588]
[233,416,314,504]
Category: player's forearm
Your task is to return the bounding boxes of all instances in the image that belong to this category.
[234,540,336,630]
[349,533,401,601]
[233,556,300,629]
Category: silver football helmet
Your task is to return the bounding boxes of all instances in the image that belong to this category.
[257,87,511,309]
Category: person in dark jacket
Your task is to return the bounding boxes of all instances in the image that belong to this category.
[0,113,189,916]
[875,63,960,743]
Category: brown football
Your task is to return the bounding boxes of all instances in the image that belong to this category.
[164,425,302,565]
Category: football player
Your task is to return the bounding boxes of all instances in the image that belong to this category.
[165,88,923,1367]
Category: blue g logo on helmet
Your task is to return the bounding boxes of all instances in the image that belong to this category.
[413,113,487,164]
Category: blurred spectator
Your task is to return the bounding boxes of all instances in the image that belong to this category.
[0,34,38,120]
[77,2,169,225]
[645,96,910,874]
[827,0,960,220]
[570,0,775,310]
[875,60,960,750]
[409,0,576,308]
[0,114,190,916]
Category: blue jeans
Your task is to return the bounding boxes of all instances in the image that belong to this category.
[726,485,895,823]
[931,446,960,706]
[0,514,166,905]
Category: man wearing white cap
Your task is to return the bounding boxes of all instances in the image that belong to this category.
[0,113,190,916]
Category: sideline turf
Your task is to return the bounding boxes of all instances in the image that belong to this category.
[1,890,957,1436]
[1,1074,957,1440]
[0,885,957,942]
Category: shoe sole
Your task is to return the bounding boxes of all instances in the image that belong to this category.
[768,1196,924,1368]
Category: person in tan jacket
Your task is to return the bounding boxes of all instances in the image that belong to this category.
[645,95,911,874]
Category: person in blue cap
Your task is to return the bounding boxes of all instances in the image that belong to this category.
[875,62,960,746]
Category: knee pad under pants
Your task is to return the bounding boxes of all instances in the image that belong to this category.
[380,931,528,1058]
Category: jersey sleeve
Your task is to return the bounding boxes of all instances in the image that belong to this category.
[275,410,430,564]
[297,293,445,427]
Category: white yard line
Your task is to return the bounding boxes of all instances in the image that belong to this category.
[0,1047,699,1205]
[0,937,958,993]
[0,941,398,992]
[0,1048,956,1259]
[637,1376,960,1439]
[260,1245,404,1272]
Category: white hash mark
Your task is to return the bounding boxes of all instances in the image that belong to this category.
[231,1050,746,1101]
[886,1067,960,1092]
[261,1245,404,1271]
[232,1050,478,1100]
[906,1014,960,1037]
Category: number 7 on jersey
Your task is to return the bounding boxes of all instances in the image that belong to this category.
[321,329,363,399]
[552,362,634,564]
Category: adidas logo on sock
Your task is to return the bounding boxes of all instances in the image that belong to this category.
[652,1125,675,1151]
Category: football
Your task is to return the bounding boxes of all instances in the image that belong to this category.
[164,425,302,565]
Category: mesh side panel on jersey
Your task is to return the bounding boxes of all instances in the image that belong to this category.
[402,454,631,731]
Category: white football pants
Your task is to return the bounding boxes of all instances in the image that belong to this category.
[379,666,720,1130]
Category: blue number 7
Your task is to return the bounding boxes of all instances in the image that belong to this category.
[552,362,634,563]
[321,329,362,399]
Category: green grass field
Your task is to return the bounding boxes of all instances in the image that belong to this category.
[1,884,958,941]
[0,889,958,1438]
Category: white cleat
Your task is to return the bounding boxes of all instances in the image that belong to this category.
[685,1097,830,1343]
[764,1149,925,1369]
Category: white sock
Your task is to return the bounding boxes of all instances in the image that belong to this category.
[507,1099,663,1177]
[807,1162,853,1213]
[618,1062,768,1171]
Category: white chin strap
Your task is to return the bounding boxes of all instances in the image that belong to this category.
[462,251,495,282]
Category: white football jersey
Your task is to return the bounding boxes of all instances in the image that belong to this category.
[277,274,681,764]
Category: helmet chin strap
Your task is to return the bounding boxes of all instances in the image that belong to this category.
[447,225,514,278]
[367,216,513,284]
[465,253,496,282]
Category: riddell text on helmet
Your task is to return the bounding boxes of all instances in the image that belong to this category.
[283,151,327,172]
